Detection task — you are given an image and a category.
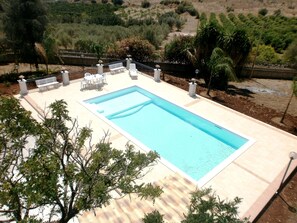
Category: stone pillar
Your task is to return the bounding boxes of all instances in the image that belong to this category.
[96,61,103,74]
[62,70,70,86]
[18,77,28,96]
[189,82,197,97]
[126,55,132,69]
[154,68,161,82]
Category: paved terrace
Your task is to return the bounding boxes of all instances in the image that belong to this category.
[17,70,297,222]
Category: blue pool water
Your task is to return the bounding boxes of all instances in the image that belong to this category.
[85,86,248,181]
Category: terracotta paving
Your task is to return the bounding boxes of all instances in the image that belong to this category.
[78,174,197,223]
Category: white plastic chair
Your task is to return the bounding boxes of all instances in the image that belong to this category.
[84,72,92,78]
[80,79,88,90]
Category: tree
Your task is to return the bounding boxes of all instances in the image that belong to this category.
[143,188,250,223]
[187,22,223,84]
[3,0,48,70]
[206,47,236,96]
[222,28,251,76]
[0,96,41,222]
[284,39,297,68]
[0,97,162,223]
[280,78,297,123]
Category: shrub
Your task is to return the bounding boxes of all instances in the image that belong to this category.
[226,6,234,12]
[108,37,155,61]
[251,45,281,65]
[164,36,193,64]
[158,11,183,30]
[142,210,164,223]
[74,39,95,53]
[258,8,268,16]
[141,0,151,8]
[112,0,123,5]
[175,1,198,17]
[160,0,180,5]
[102,0,108,3]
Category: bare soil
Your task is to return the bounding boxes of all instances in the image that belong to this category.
[0,64,297,222]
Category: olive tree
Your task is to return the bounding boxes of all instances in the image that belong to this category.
[0,97,162,223]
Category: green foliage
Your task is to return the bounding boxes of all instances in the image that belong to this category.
[143,210,165,223]
[0,96,40,222]
[47,2,123,26]
[112,0,124,5]
[74,39,96,53]
[108,37,156,61]
[258,8,268,16]
[284,39,297,68]
[143,188,249,223]
[158,11,184,30]
[0,71,45,83]
[199,12,208,26]
[219,13,235,32]
[160,0,180,5]
[49,23,169,54]
[226,6,234,13]
[182,188,249,223]
[222,28,251,74]
[252,45,281,65]
[141,0,151,8]
[175,1,198,17]
[164,36,193,64]
[206,47,236,92]
[0,98,162,223]
[3,0,48,66]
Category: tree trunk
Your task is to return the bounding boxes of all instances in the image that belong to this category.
[249,44,259,79]
[280,91,294,123]
[207,75,213,96]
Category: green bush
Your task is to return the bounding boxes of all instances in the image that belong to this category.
[252,45,281,65]
[158,11,183,30]
[175,1,198,17]
[108,37,155,61]
[141,0,151,8]
[258,8,268,16]
[142,210,164,223]
[160,0,180,5]
[164,36,193,64]
[112,0,123,5]
[226,6,234,12]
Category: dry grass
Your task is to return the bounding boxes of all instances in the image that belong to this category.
[124,0,296,17]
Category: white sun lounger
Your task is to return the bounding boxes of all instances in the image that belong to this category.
[129,63,138,79]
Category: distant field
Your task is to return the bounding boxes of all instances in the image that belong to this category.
[72,0,297,17]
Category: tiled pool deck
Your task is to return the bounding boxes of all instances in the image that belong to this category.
[17,70,297,222]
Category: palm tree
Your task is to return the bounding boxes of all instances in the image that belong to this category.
[206,47,236,96]
[222,28,251,76]
[280,78,297,123]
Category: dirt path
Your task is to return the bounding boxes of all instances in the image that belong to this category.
[230,78,297,117]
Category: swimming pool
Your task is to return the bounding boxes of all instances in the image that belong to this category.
[84,86,251,184]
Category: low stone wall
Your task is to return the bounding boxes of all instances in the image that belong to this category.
[241,66,297,80]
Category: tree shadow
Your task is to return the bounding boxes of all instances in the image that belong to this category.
[226,84,255,98]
